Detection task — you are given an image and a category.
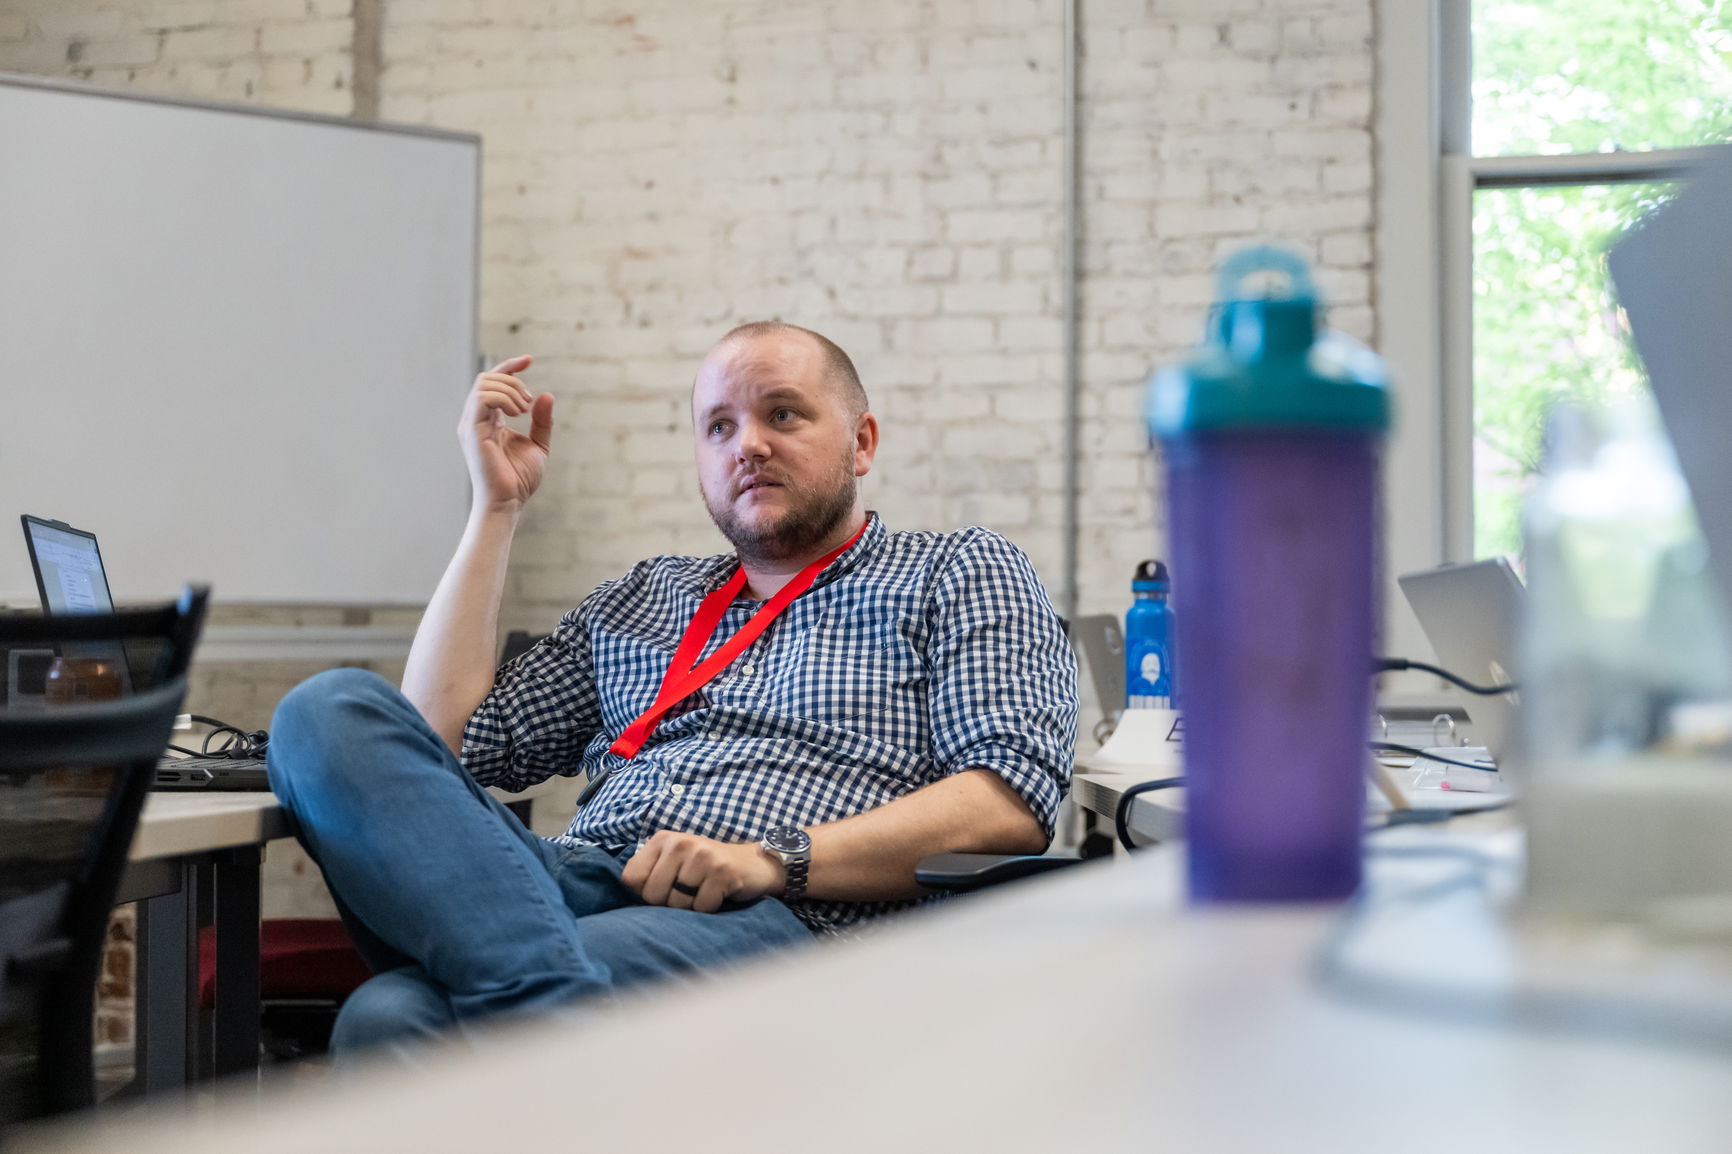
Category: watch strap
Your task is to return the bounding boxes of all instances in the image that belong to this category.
[781,851,810,901]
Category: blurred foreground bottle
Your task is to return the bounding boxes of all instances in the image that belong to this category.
[1520,398,1732,936]
[1148,246,1391,903]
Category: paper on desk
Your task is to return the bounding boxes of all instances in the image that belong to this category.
[1079,707,1183,773]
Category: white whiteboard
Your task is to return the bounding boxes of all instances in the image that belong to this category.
[0,76,478,605]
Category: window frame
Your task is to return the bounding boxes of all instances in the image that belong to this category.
[1375,0,1715,673]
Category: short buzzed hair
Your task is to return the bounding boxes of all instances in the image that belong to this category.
[715,321,869,420]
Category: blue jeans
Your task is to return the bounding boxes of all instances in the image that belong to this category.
[266,668,814,1061]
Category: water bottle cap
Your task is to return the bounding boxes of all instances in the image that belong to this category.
[1133,559,1170,591]
[1145,246,1392,437]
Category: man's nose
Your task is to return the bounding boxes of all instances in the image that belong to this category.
[735,419,771,460]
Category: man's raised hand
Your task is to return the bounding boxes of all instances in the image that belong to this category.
[460,355,555,513]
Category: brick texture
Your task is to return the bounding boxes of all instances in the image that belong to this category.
[375,0,1377,625]
[0,0,355,111]
[0,0,1377,621]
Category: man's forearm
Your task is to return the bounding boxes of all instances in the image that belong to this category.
[802,769,1050,902]
[401,505,520,754]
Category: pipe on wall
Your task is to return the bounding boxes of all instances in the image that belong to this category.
[1059,0,1082,621]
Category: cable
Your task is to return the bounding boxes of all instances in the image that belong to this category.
[1368,802,1514,832]
[1374,657,1516,696]
[1107,657,1507,854]
[177,714,270,760]
[1114,776,1184,852]
[1368,741,1498,772]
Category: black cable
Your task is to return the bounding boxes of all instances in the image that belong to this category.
[1368,801,1514,831]
[1374,657,1516,696]
[172,714,270,760]
[1114,776,1184,852]
[1369,741,1498,772]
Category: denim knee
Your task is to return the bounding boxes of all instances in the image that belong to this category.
[272,667,395,748]
[330,967,456,1060]
[271,666,399,765]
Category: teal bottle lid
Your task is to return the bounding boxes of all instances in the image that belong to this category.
[1147,246,1392,437]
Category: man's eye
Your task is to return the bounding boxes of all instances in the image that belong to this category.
[774,409,796,422]
[709,421,729,436]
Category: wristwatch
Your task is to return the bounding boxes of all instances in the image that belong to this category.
[760,825,812,901]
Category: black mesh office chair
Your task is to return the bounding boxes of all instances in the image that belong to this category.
[0,588,207,1125]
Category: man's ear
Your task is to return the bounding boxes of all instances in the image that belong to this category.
[853,412,880,478]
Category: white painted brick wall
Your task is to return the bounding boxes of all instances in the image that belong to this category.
[3,0,1378,645]
[0,0,354,111]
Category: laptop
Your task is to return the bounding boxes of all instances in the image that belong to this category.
[21,514,271,791]
[21,515,133,694]
[1390,557,1526,808]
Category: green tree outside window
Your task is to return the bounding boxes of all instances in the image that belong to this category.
[1471,0,1732,559]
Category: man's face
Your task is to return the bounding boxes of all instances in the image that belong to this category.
[692,332,877,565]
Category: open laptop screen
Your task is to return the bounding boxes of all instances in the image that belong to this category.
[21,515,132,691]
[1397,557,1525,760]
[22,516,116,615]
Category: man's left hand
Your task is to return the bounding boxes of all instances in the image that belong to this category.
[622,831,785,913]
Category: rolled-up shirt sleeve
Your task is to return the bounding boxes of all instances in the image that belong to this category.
[924,529,1078,839]
[461,598,604,792]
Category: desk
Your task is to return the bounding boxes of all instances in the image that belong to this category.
[1072,761,1509,847]
[1072,769,1183,843]
[31,834,1732,1153]
[116,793,291,1092]
[113,781,553,1094]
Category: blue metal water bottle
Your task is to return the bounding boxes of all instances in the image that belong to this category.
[1125,560,1173,708]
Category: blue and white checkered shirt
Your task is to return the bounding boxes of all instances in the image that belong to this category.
[461,513,1078,934]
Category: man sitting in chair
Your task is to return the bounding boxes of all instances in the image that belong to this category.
[268,322,1077,1059]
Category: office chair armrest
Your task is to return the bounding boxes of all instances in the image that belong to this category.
[915,852,1086,893]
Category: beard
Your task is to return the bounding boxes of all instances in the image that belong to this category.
[702,449,859,567]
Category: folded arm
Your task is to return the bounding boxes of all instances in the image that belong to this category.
[622,767,1047,911]
[625,529,1076,914]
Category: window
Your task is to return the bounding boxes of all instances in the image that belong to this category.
[1451,0,1732,558]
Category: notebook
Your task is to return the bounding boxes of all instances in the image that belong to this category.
[21,514,271,791]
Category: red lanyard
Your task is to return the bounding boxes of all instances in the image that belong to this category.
[609,519,868,759]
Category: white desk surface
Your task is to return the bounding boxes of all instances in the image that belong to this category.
[1073,769,1184,840]
[127,775,574,863]
[130,792,292,862]
[29,832,1732,1154]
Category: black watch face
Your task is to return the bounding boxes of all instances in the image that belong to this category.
[765,826,810,854]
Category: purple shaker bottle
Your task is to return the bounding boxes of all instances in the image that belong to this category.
[1147,247,1391,902]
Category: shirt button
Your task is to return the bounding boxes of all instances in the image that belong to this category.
[669,783,685,797]
[740,663,755,677]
